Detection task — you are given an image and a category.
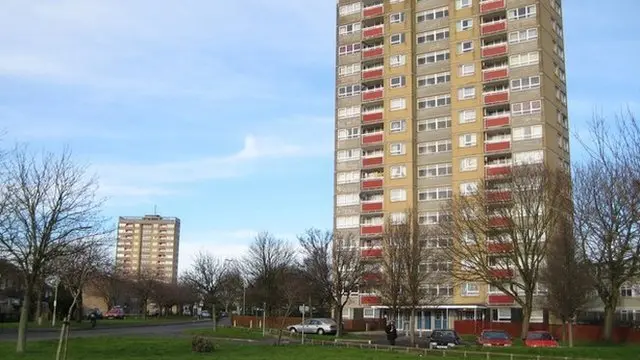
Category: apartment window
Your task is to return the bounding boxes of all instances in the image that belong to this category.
[390,98,406,110]
[336,215,359,229]
[390,12,405,23]
[418,94,451,109]
[457,41,473,53]
[417,72,450,87]
[390,54,406,67]
[390,120,406,133]
[338,43,361,56]
[554,43,565,60]
[339,22,361,35]
[418,163,452,178]
[336,193,359,207]
[390,165,407,179]
[417,28,450,44]
[425,236,452,248]
[390,212,407,225]
[556,87,567,105]
[555,64,566,82]
[558,135,569,152]
[459,133,477,148]
[511,100,542,116]
[336,171,360,184]
[390,143,406,155]
[417,50,450,65]
[461,283,480,296]
[418,140,452,155]
[390,33,405,45]
[458,87,476,100]
[390,76,406,88]
[459,110,476,124]
[550,0,562,15]
[390,0,405,2]
[338,3,361,16]
[459,63,475,76]
[337,149,360,162]
[457,19,473,31]
[390,189,407,202]
[337,127,360,140]
[557,112,568,129]
[513,125,543,141]
[493,308,512,322]
[338,63,361,77]
[337,106,360,119]
[511,76,540,91]
[508,5,536,20]
[416,7,448,23]
[418,117,451,131]
[620,285,634,297]
[552,19,563,38]
[508,28,538,44]
[460,157,478,172]
[513,150,544,165]
[419,212,450,225]
[509,52,539,68]
[424,284,454,296]
[337,84,361,98]
[456,0,471,10]
[418,187,453,201]
[460,182,478,196]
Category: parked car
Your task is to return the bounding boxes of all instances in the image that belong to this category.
[476,330,513,347]
[200,310,211,318]
[288,318,338,335]
[104,307,126,320]
[428,329,463,349]
[524,331,559,347]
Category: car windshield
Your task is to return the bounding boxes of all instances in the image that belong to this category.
[527,332,553,340]
[321,319,337,325]
[435,331,456,338]
[483,331,509,340]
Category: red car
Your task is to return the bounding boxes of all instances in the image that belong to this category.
[476,330,513,347]
[524,331,559,347]
[104,307,126,320]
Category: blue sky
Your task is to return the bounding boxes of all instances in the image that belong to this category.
[0,1,638,273]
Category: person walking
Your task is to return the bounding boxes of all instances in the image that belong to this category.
[385,320,398,346]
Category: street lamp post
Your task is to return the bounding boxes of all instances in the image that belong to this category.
[51,277,60,327]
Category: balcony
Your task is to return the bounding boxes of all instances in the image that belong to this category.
[361,177,383,189]
[485,138,511,153]
[361,248,383,258]
[362,45,384,59]
[482,66,509,82]
[363,273,381,283]
[363,25,384,39]
[360,294,382,305]
[484,113,510,128]
[362,154,383,167]
[362,87,384,102]
[362,66,384,80]
[488,242,513,253]
[481,19,507,35]
[480,0,506,14]
[487,294,514,305]
[363,3,384,18]
[487,190,512,203]
[361,199,383,212]
[361,224,383,236]
[362,131,384,145]
[490,269,514,278]
[489,216,509,228]
[485,164,512,177]
[362,108,384,124]
[482,43,508,58]
[483,89,509,105]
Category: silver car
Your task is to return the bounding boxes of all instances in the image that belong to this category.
[288,318,338,335]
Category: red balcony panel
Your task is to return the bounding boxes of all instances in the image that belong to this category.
[361,225,383,236]
[362,157,383,167]
[362,133,383,145]
[360,295,381,305]
[486,166,512,177]
[362,201,383,212]
[488,243,513,253]
[363,5,384,18]
[361,248,383,258]
[362,178,383,189]
[491,269,514,278]
[482,68,509,82]
[363,27,384,39]
[487,294,514,305]
[481,21,507,35]
[362,111,383,123]
[480,0,506,13]
[362,68,383,80]
[482,44,508,58]
[363,47,384,59]
[484,116,510,128]
[363,273,381,282]
[487,190,512,203]
[485,141,511,152]
[363,90,384,101]
[483,91,509,105]
[489,217,509,228]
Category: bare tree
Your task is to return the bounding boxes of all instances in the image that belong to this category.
[379,217,406,325]
[243,232,295,315]
[0,146,108,353]
[130,268,157,319]
[442,164,570,339]
[182,251,227,308]
[541,213,592,348]
[218,266,245,313]
[574,112,640,341]
[275,266,306,345]
[298,229,366,337]
[91,265,131,310]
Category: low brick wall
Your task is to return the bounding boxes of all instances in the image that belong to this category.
[230,315,386,332]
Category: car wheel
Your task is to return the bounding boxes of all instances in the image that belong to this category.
[317,328,325,335]
[289,328,297,333]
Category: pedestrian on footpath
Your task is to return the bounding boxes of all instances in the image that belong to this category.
[385,320,398,346]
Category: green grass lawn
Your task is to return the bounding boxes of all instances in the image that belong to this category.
[187,327,366,341]
[0,316,194,330]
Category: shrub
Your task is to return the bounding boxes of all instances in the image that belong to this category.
[191,335,214,353]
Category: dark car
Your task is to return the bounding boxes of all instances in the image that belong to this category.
[428,329,463,349]
[524,331,559,348]
[476,330,513,347]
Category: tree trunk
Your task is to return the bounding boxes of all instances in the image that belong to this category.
[520,304,532,340]
[560,320,566,344]
[35,285,43,326]
[568,320,574,348]
[16,289,32,353]
[603,303,615,341]
[62,319,70,360]
[409,308,416,346]
[55,320,66,360]
[335,305,344,337]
